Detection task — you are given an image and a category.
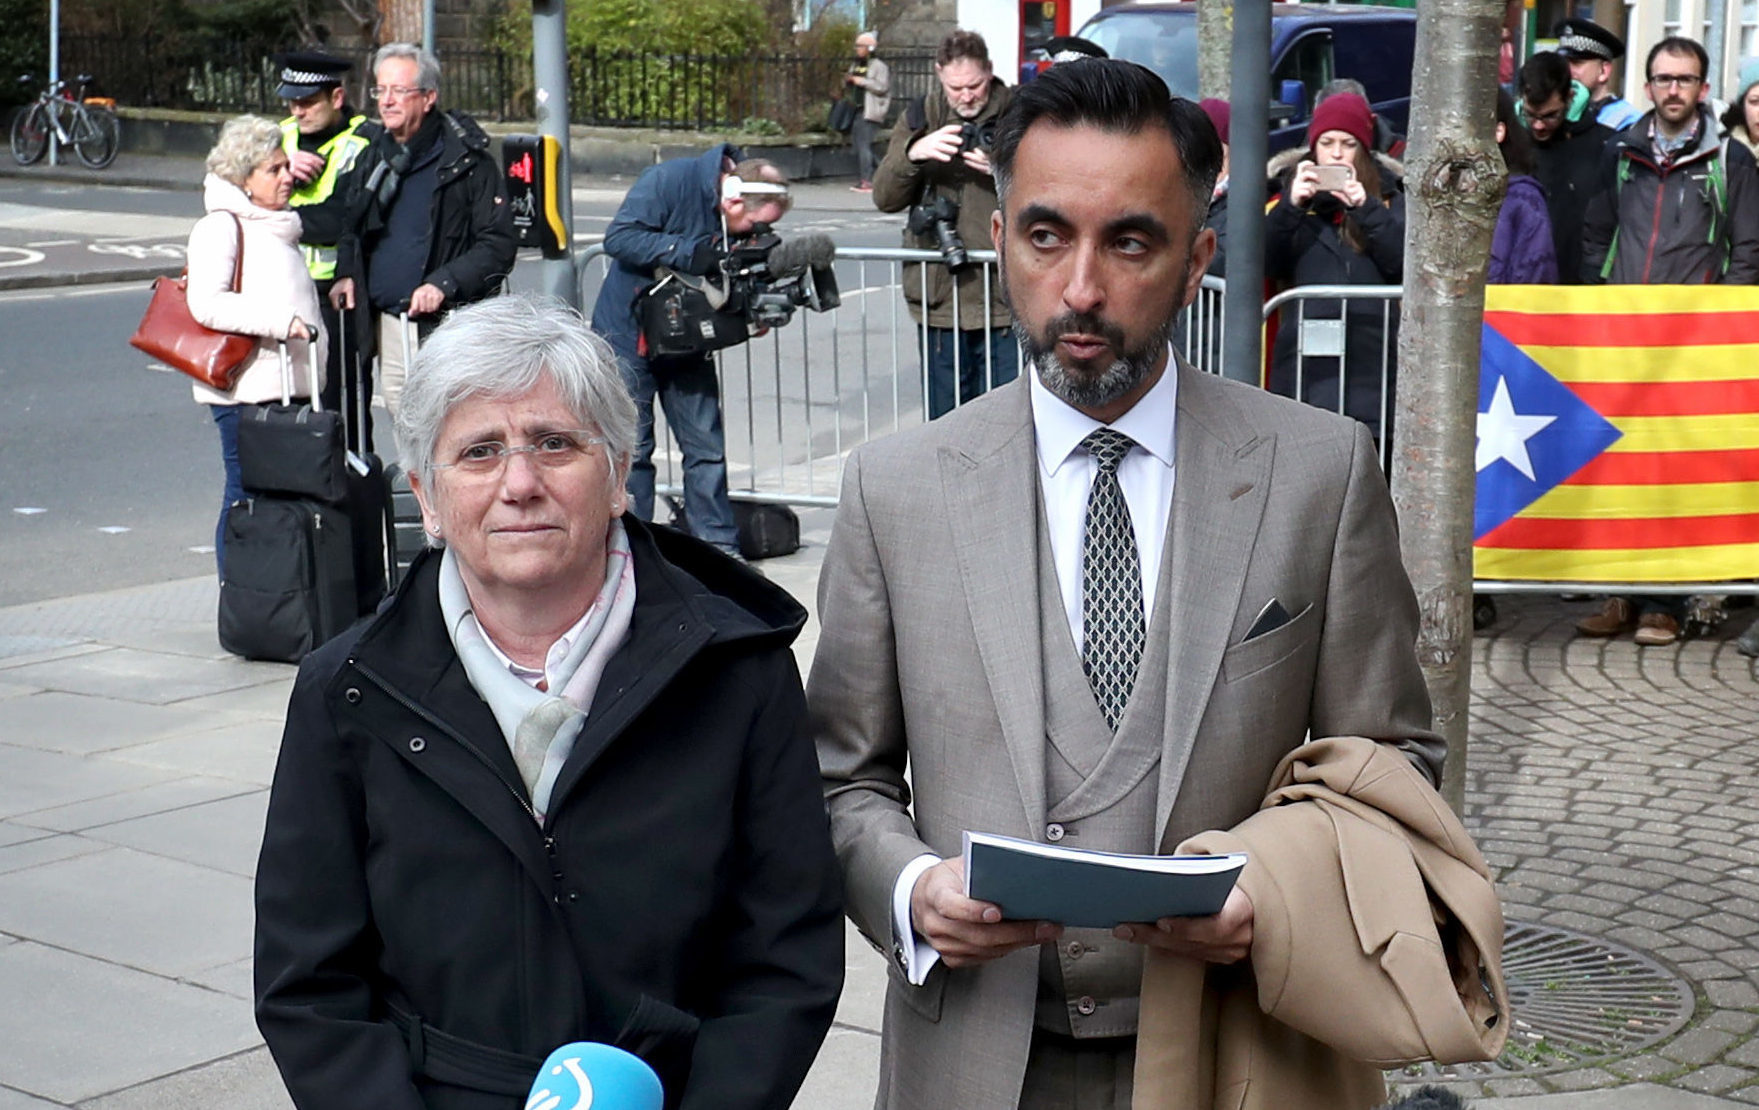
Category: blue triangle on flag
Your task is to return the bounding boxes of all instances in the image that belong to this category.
[1475,323,1623,540]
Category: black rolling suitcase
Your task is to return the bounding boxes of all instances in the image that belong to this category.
[217,496,356,662]
[336,311,396,610]
[218,341,359,663]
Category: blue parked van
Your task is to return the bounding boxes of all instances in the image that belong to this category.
[1073,3,1418,151]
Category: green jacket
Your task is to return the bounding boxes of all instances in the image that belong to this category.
[872,78,1013,331]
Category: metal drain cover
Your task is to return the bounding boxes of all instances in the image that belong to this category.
[1402,920,1695,1080]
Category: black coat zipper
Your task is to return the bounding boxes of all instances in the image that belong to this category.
[347,655,547,830]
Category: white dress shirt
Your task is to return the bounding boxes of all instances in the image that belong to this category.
[890,351,1181,985]
[475,606,595,692]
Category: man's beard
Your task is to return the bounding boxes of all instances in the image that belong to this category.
[1001,254,1183,410]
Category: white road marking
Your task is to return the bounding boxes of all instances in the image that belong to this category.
[187,545,216,555]
[97,526,131,534]
[0,246,46,268]
[24,238,78,247]
[12,507,47,515]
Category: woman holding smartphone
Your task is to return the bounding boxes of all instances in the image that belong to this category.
[1264,92,1405,454]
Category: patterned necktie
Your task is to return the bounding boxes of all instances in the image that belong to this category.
[1080,428,1145,731]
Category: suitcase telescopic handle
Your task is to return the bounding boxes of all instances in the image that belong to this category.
[276,335,323,412]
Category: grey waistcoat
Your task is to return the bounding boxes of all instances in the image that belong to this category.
[1031,482,1178,1039]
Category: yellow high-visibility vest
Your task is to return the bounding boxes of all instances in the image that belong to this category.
[280,113,370,281]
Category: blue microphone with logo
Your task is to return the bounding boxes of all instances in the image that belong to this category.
[524,1042,664,1110]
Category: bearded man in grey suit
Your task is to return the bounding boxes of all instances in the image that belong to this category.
[809,58,1445,1110]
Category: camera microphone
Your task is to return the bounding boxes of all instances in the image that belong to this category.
[767,233,838,278]
[525,1041,663,1110]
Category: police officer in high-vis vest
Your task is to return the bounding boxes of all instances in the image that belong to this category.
[275,51,371,442]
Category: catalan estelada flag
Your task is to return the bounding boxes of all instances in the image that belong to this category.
[1473,285,1759,583]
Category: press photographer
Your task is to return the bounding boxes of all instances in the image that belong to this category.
[592,149,797,557]
[872,29,1017,420]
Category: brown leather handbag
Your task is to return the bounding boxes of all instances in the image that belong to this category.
[129,213,256,391]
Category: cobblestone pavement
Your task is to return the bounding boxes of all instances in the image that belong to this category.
[1431,593,1759,1104]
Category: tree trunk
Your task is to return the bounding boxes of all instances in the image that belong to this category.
[1391,0,1505,813]
[379,0,423,44]
[1197,0,1232,101]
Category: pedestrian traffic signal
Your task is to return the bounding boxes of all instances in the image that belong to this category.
[503,134,567,258]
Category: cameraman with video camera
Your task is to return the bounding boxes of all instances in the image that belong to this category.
[592,149,797,557]
[873,29,1016,420]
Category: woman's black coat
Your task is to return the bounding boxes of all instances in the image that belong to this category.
[254,519,844,1110]
[1263,153,1406,441]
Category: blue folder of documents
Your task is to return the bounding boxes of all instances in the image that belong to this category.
[962,830,1247,928]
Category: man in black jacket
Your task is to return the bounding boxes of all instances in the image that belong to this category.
[330,42,517,418]
[1518,51,1613,286]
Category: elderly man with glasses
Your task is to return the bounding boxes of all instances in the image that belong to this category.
[329,42,517,420]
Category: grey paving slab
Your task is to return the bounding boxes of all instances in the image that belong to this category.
[167,679,296,722]
[0,821,50,849]
[84,791,269,878]
[0,846,253,978]
[0,941,257,1105]
[0,647,281,707]
[0,635,83,662]
[0,678,40,700]
[0,745,180,821]
[0,691,257,755]
[790,1025,881,1110]
[0,1085,63,1109]
[184,956,255,1003]
[106,719,285,788]
[0,642,106,671]
[80,1047,291,1110]
[7,777,256,835]
[0,830,108,876]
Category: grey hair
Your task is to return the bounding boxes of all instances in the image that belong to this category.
[205,115,284,186]
[395,293,638,502]
[372,42,441,93]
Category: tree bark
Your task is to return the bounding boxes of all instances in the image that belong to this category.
[1197,0,1232,101]
[379,0,423,44]
[1392,0,1505,813]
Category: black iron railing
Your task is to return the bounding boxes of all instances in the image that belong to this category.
[50,34,936,132]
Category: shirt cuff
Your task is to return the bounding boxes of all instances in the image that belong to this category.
[890,853,943,986]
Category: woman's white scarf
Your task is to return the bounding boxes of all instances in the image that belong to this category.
[439,520,637,823]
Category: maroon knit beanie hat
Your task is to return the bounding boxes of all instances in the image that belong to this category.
[1198,98,1230,145]
[1307,92,1373,151]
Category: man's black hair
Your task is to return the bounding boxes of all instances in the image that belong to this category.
[1495,87,1536,175]
[990,58,1222,218]
[1646,35,1708,82]
[1517,51,1571,104]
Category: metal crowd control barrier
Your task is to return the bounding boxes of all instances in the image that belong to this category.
[575,244,1231,509]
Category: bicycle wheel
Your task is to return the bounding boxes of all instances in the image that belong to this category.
[10,103,48,165]
[72,105,118,169]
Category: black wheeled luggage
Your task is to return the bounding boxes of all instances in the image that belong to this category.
[217,496,356,662]
[336,311,396,611]
[236,340,347,504]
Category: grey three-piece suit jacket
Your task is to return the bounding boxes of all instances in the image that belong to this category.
[808,363,1444,1110]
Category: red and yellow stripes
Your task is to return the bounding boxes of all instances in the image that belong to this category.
[1476,285,1759,582]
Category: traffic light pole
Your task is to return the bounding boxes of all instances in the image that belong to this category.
[532,0,577,307]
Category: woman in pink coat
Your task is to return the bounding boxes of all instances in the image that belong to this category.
[186,114,326,577]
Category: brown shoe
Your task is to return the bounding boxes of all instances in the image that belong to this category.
[1634,612,1680,646]
[1576,597,1635,637]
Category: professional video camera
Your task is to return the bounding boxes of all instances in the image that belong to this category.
[638,230,840,359]
[908,191,969,272]
[722,227,841,328]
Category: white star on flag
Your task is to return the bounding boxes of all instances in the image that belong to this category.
[1476,376,1558,480]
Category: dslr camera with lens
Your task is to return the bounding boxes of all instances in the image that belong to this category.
[908,191,970,272]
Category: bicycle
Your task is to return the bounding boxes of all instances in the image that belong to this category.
[9,73,120,169]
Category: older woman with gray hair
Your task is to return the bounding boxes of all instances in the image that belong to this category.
[253,293,842,1110]
[185,114,325,578]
